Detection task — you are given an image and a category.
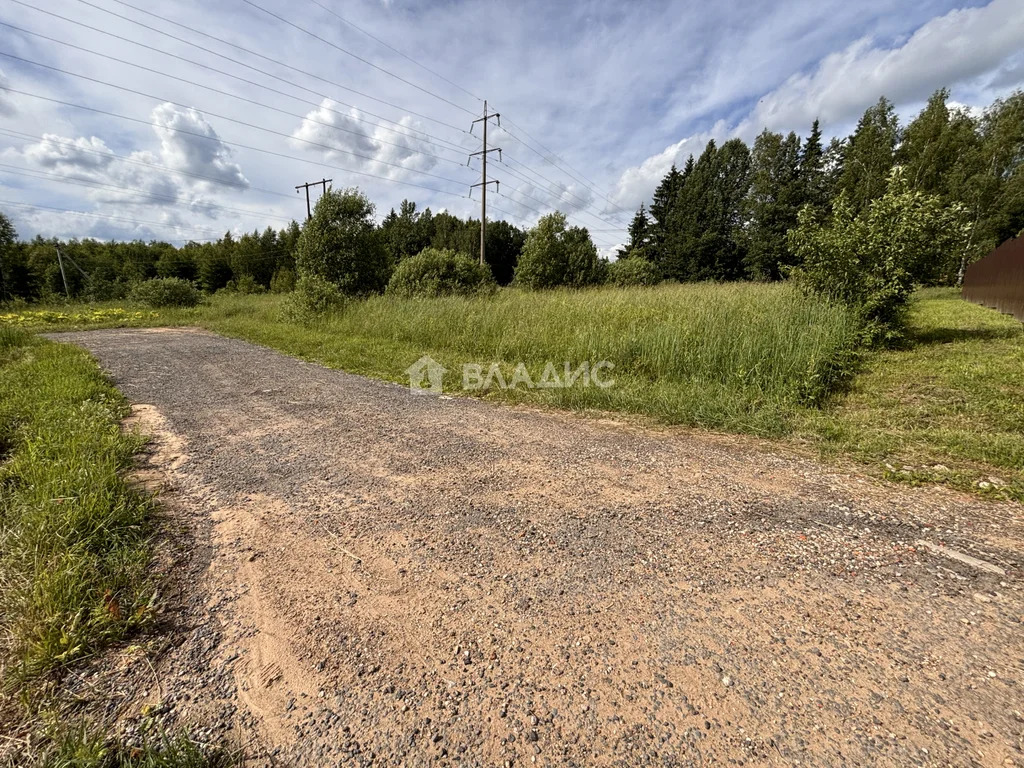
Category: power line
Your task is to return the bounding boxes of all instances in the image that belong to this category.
[1,87,474,201]
[496,118,633,216]
[0,199,240,240]
[304,0,482,104]
[0,164,297,224]
[0,65,470,191]
[0,128,295,201]
[497,161,627,233]
[489,154,627,235]
[241,0,477,117]
[24,0,628,231]
[71,0,470,135]
[0,22,470,169]
[291,0,627,224]
[501,152,624,224]
[67,0,629,227]
[15,0,470,145]
[297,0,629,225]
[492,192,619,247]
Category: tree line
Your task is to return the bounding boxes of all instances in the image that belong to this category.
[1,87,1020,306]
[0,201,527,303]
[622,88,1023,285]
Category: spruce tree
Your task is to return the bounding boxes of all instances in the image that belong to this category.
[663,139,751,281]
[648,164,685,271]
[619,204,652,258]
[744,130,802,280]
[838,96,901,212]
[799,119,828,213]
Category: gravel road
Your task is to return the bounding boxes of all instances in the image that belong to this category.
[48,328,1024,767]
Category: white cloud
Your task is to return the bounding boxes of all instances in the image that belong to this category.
[608,131,719,215]
[11,104,252,222]
[25,135,116,172]
[610,0,1024,210]
[151,103,248,188]
[1,0,1021,243]
[290,99,439,180]
[737,0,1023,133]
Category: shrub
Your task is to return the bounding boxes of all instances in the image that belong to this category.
[295,188,391,296]
[283,274,348,323]
[270,266,296,294]
[386,248,496,298]
[128,277,201,308]
[514,212,605,289]
[222,274,266,295]
[607,256,660,287]
[788,170,968,345]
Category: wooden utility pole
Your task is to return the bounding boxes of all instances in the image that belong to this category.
[55,245,70,298]
[295,178,333,221]
[470,101,501,267]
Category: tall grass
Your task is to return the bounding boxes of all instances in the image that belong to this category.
[0,330,153,683]
[1,283,861,435]
[203,282,861,435]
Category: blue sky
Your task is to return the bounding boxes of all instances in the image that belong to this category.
[0,0,1021,254]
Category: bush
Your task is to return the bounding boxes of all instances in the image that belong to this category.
[128,277,201,308]
[295,188,391,296]
[788,170,968,345]
[607,256,660,287]
[514,212,605,289]
[283,274,348,323]
[222,274,266,295]
[386,248,496,298]
[270,266,296,294]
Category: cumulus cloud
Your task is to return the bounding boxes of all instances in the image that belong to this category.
[499,174,596,220]
[610,0,1024,209]
[290,99,439,180]
[151,103,248,187]
[735,0,1024,135]
[12,104,249,219]
[25,135,116,173]
[608,132,719,214]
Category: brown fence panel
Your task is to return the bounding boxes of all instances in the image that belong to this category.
[962,236,1024,322]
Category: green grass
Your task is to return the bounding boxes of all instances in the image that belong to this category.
[0,328,154,683]
[206,283,863,436]
[33,726,232,768]
[797,287,1024,500]
[4,283,861,436]
[5,284,1022,500]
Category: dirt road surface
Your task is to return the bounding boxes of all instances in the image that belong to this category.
[49,328,1023,767]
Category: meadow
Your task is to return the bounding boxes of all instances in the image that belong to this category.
[3,282,1022,501]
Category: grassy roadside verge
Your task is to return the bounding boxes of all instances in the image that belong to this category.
[0,327,227,766]
[0,327,153,681]
[796,288,1024,501]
